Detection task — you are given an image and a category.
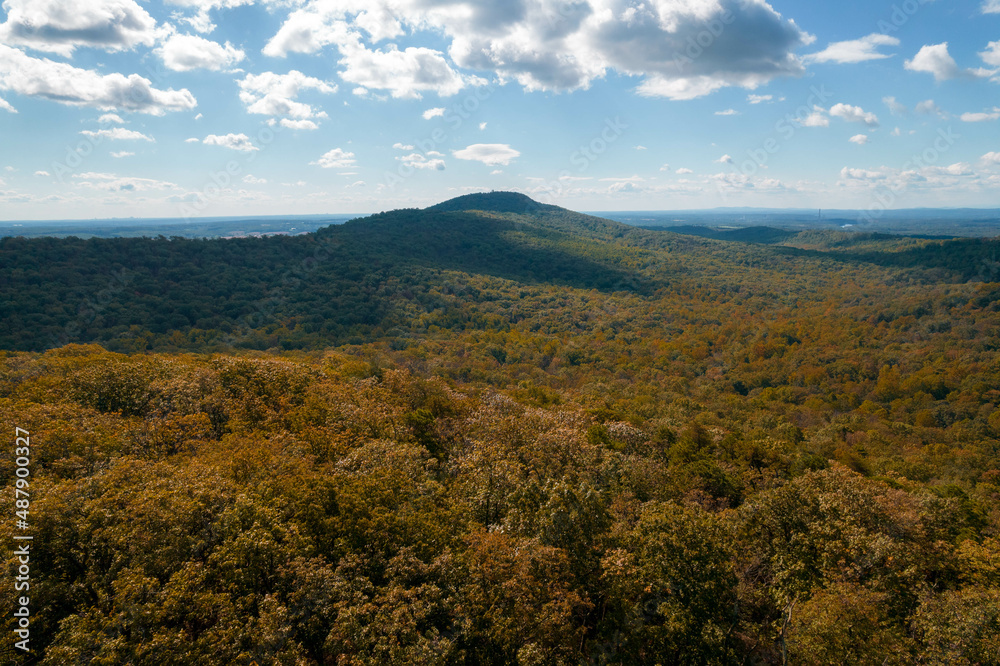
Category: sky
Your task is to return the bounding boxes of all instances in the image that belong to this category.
[0,0,999,220]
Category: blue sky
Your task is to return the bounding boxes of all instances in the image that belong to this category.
[0,0,998,220]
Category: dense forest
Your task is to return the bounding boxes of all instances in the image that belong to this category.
[2,192,999,663]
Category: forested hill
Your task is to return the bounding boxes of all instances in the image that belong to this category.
[0,191,999,354]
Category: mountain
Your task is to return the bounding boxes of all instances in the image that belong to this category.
[425,191,562,214]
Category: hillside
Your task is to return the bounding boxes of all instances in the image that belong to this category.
[1,193,999,663]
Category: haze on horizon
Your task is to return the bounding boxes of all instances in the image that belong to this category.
[1,0,999,221]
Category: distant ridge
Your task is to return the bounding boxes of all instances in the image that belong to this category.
[426,191,562,215]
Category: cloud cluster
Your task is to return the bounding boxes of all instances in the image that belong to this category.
[238,71,337,120]
[0,0,159,56]
[264,0,812,100]
[0,45,197,114]
[311,148,356,169]
[203,133,257,151]
[156,33,245,72]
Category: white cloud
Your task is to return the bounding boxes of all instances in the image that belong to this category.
[452,143,520,166]
[393,143,415,150]
[270,118,319,130]
[891,127,901,137]
[238,71,336,119]
[265,0,810,100]
[0,96,14,113]
[0,45,197,115]
[904,43,990,81]
[983,0,1000,14]
[203,133,258,152]
[747,94,773,104]
[479,122,487,130]
[798,106,829,127]
[635,145,647,150]
[156,33,244,72]
[805,33,899,64]
[397,152,445,170]
[311,148,356,168]
[658,163,670,171]
[80,127,154,141]
[981,41,1000,67]
[715,109,739,116]
[184,137,200,143]
[961,108,1000,122]
[346,180,366,188]
[840,167,887,181]
[830,103,879,127]
[883,96,906,115]
[34,170,50,177]
[0,0,158,56]
[849,134,869,145]
[242,174,267,184]
[915,99,947,118]
[337,39,473,99]
[422,107,446,119]
[110,150,134,158]
[676,168,694,175]
[72,171,177,192]
[98,113,125,124]
[981,151,1000,164]
[716,154,734,164]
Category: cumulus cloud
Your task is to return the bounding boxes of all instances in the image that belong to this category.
[156,33,245,72]
[849,134,869,145]
[238,71,336,120]
[393,143,414,150]
[0,45,197,115]
[337,39,473,99]
[184,137,200,143]
[397,152,445,170]
[805,33,899,64]
[0,0,159,56]
[830,103,879,127]
[747,94,773,104]
[715,109,739,116]
[422,107,446,119]
[242,174,267,184]
[981,41,1000,67]
[983,0,1000,14]
[110,150,134,157]
[203,133,257,152]
[883,96,906,115]
[904,43,991,81]
[81,127,154,141]
[716,154,734,164]
[961,108,1000,122]
[34,170,50,177]
[274,118,319,130]
[98,113,125,124]
[0,96,14,113]
[676,168,694,175]
[982,151,1000,164]
[264,0,811,100]
[915,99,947,118]
[311,147,356,168]
[798,106,829,127]
[452,143,520,166]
